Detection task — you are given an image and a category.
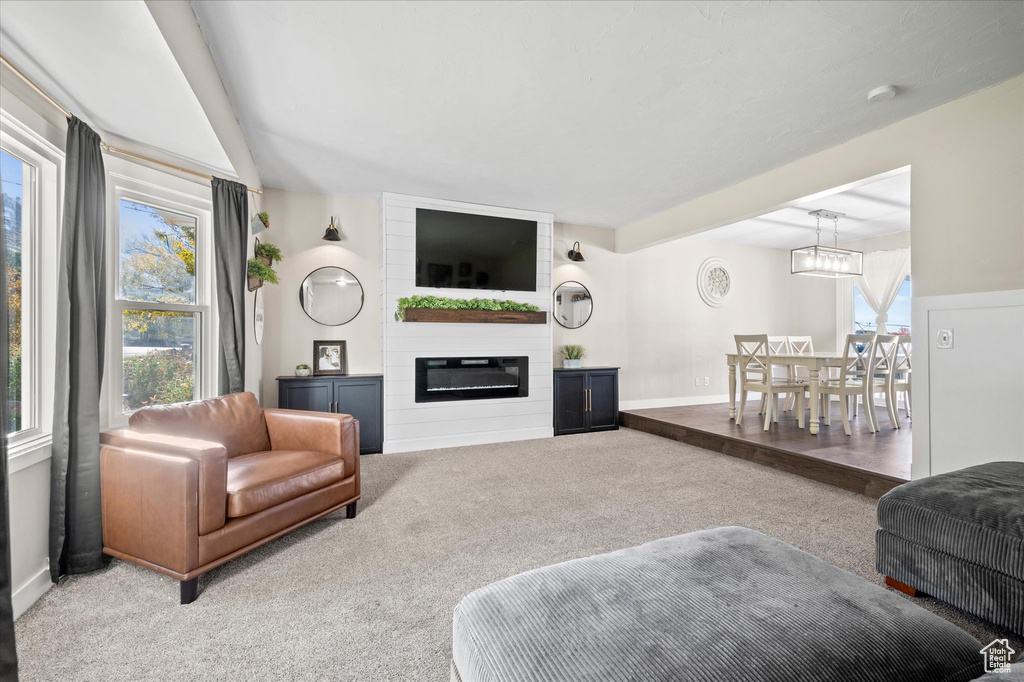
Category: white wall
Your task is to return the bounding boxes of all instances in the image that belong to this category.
[259,189,382,407]
[381,194,554,453]
[552,224,627,369]
[617,76,1023,301]
[624,237,836,407]
[553,223,837,409]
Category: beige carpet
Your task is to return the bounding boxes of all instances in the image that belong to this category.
[14,428,1018,680]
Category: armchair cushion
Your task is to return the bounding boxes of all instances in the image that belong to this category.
[129,392,270,458]
[226,450,344,517]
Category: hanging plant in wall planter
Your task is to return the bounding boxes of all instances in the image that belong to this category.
[394,295,546,324]
[247,239,284,291]
[251,211,271,235]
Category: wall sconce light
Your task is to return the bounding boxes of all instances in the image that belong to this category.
[566,241,585,262]
[322,216,342,242]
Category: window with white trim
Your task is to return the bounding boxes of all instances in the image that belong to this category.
[2,147,31,434]
[108,168,214,422]
[1,111,60,450]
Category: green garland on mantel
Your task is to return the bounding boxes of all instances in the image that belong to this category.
[395,295,539,321]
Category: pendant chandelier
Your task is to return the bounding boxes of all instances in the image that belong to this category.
[791,209,863,278]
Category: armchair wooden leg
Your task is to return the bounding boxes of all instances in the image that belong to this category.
[180,578,198,605]
[346,501,358,519]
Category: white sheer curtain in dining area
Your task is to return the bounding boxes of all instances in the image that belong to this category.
[854,248,911,333]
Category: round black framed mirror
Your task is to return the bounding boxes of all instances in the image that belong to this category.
[553,280,593,329]
[299,266,364,326]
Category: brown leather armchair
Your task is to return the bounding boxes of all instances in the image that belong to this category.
[99,392,360,603]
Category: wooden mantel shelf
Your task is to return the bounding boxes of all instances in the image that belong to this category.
[402,308,547,324]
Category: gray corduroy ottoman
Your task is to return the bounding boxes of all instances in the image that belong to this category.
[452,527,984,682]
[876,461,1024,635]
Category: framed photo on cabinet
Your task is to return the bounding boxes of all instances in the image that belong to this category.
[313,339,346,375]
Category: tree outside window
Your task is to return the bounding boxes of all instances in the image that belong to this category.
[2,149,25,434]
[118,200,200,412]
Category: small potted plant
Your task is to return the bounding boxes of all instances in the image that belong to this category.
[247,241,283,291]
[295,363,311,377]
[254,240,282,266]
[559,344,586,369]
[258,212,270,229]
[247,258,278,290]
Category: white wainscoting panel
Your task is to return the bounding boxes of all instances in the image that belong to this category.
[911,288,1024,478]
[380,193,554,453]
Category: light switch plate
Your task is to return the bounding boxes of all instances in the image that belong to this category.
[936,328,954,349]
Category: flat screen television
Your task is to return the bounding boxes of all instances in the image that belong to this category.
[415,208,537,292]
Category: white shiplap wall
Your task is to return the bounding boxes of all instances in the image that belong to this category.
[380,193,554,453]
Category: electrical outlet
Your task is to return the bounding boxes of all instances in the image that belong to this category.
[694,377,700,387]
[704,377,710,386]
[936,328,954,349]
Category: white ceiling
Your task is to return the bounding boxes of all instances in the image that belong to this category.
[698,171,910,250]
[0,0,233,176]
[192,1,1023,227]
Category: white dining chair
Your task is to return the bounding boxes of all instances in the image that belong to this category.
[869,334,899,430]
[760,336,792,418]
[783,335,814,413]
[888,335,912,428]
[817,334,883,436]
[735,334,806,431]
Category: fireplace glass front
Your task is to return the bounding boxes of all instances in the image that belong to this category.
[415,356,529,403]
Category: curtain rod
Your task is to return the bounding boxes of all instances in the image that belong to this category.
[0,53,262,195]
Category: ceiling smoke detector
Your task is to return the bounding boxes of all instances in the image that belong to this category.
[867,85,898,102]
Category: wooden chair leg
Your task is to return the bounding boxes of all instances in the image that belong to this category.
[759,394,766,415]
[886,386,899,428]
[824,395,832,426]
[763,392,773,431]
[905,386,912,420]
[839,393,851,436]
[737,389,748,426]
[796,391,805,429]
[885,576,925,597]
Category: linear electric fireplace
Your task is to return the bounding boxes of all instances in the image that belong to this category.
[415,356,529,403]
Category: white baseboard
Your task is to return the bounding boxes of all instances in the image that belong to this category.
[13,563,51,620]
[384,426,554,454]
[619,394,731,411]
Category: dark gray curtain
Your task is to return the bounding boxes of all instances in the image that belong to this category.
[211,177,247,395]
[1,155,19,679]
[50,116,106,581]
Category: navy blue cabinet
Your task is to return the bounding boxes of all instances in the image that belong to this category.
[276,374,383,454]
[553,368,619,436]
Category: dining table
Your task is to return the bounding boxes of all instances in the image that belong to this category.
[725,352,845,435]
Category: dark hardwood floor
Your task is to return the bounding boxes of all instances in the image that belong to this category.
[620,401,911,498]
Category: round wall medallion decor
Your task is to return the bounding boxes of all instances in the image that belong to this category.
[697,257,732,307]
